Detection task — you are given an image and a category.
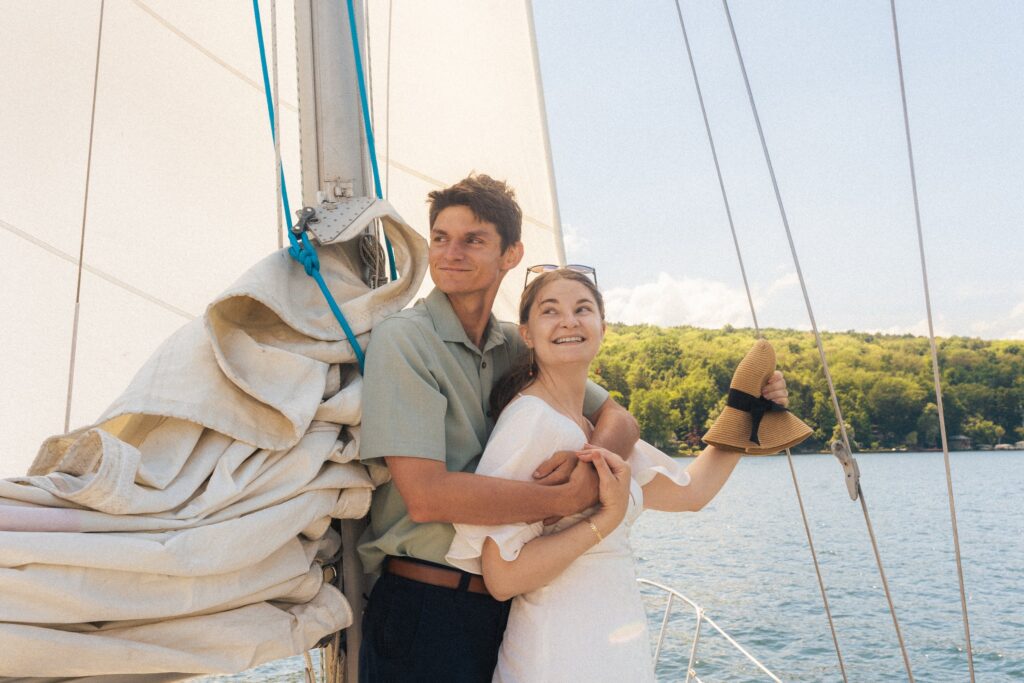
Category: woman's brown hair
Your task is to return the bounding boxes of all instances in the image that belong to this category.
[489,268,605,417]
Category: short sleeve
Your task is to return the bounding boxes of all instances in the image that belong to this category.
[446,397,583,574]
[359,317,447,463]
[630,440,691,488]
[583,380,610,418]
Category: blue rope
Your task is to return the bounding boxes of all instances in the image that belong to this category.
[252,0,365,372]
[344,0,398,281]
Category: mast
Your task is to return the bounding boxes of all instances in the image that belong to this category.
[294,2,372,680]
[295,0,371,204]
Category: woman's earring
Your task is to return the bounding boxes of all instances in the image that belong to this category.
[528,348,535,378]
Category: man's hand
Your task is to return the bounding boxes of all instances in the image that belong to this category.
[564,455,599,514]
[762,370,789,408]
[538,454,599,525]
[533,450,579,485]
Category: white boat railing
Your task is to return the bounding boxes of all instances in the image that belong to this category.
[637,578,782,682]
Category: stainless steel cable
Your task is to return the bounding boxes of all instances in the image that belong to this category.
[888,2,974,678]
[672,0,758,336]
[671,2,845,677]
[384,0,394,197]
[784,450,848,681]
[720,1,914,678]
[271,0,284,250]
[65,0,106,434]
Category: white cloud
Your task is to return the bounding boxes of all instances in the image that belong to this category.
[764,271,800,298]
[965,301,1024,339]
[560,223,589,262]
[603,272,797,327]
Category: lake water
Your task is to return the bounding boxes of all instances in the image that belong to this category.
[199,451,1023,682]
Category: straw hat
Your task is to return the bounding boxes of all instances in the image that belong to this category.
[702,340,812,455]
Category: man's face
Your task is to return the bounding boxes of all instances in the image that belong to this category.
[429,205,522,298]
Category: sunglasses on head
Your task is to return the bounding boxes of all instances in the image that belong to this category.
[524,264,598,288]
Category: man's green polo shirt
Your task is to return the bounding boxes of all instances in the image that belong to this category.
[357,288,608,573]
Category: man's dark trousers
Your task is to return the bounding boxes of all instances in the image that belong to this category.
[359,571,512,682]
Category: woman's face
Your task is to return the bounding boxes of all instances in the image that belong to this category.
[520,278,605,370]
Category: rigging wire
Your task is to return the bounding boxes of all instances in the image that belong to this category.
[252,0,366,373]
[384,0,394,198]
[361,0,388,288]
[344,0,397,282]
[670,3,846,679]
[271,0,284,251]
[887,1,975,678]
[65,0,106,433]
[719,1,915,679]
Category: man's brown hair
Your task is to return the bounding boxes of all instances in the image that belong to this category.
[428,173,523,252]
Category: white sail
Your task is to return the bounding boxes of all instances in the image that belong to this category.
[365,0,566,320]
[0,1,301,480]
[1,0,564,479]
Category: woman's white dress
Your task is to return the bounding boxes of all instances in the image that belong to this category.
[446,395,690,683]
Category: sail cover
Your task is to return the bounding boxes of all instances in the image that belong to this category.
[0,200,428,678]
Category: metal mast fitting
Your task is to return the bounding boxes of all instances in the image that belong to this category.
[295,0,371,204]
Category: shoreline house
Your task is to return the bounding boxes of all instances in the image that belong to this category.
[949,435,971,451]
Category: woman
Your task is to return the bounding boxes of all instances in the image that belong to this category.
[446,267,797,682]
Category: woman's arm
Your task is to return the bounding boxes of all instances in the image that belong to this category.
[642,445,741,512]
[480,449,630,601]
[642,371,789,512]
[588,397,640,458]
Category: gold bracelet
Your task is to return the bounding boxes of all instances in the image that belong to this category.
[588,519,604,544]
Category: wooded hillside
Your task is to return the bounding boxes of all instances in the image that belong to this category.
[590,325,1023,454]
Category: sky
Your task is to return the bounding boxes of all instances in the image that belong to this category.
[532,0,1024,339]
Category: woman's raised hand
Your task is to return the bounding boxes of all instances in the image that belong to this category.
[577,445,631,537]
[762,370,789,408]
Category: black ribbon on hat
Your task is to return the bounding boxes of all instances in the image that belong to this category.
[727,388,789,445]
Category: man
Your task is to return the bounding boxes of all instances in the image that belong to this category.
[357,174,639,681]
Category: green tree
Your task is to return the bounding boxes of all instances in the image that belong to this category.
[867,376,927,445]
[962,415,1004,446]
[629,387,677,448]
[672,366,719,435]
[916,402,941,448]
